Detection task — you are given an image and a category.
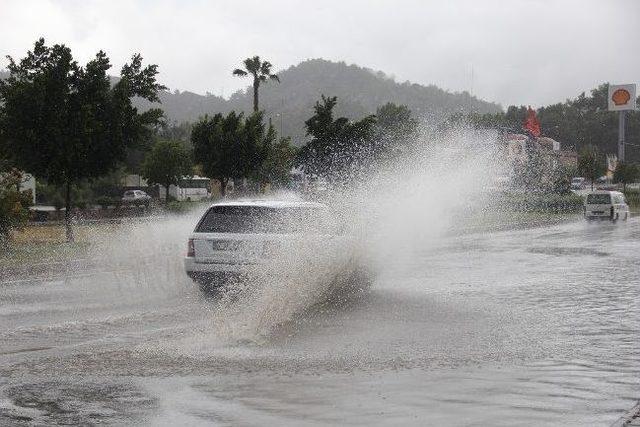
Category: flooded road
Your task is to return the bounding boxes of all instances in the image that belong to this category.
[1,218,638,425]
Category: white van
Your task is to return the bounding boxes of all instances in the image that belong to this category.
[584,190,629,221]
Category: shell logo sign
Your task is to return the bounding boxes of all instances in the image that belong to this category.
[611,89,630,106]
[608,84,636,111]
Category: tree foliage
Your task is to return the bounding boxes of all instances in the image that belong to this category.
[374,102,419,157]
[191,111,276,196]
[297,95,377,182]
[613,162,640,191]
[577,145,605,190]
[0,38,165,240]
[255,136,297,187]
[141,139,192,200]
[0,169,32,241]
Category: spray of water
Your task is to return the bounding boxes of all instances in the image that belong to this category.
[182,124,505,346]
[83,123,504,350]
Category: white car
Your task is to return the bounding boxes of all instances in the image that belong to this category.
[184,200,369,292]
[570,177,586,190]
[122,190,151,205]
[584,190,629,221]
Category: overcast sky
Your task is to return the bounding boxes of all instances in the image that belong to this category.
[1,0,638,108]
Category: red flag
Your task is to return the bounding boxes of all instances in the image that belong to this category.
[523,106,541,137]
[523,107,540,138]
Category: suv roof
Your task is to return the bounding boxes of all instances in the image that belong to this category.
[209,199,327,209]
[586,190,622,195]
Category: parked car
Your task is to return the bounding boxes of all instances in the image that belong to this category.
[570,177,586,190]
[184,199,371,292]
[584,190,629,221]
[121,190,151,206]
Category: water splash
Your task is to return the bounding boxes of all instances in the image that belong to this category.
[83,123,503,348]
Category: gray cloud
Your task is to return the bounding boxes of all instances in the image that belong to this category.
[1,0,638,107]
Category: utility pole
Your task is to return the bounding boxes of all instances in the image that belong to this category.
[618,110,626,162]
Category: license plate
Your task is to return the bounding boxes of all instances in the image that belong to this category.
[211,239,242,251]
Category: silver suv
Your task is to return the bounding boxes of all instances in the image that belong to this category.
[184,200,366,291]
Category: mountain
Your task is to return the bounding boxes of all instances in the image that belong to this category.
[2,59,502,145]
[138,59,502,145]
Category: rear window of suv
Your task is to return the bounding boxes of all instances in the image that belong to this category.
[196,205,337,234]
[586,194,611,204]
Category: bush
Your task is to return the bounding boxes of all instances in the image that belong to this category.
[0,170,33,240]
[499,191,584,213]
[624,189,640,209]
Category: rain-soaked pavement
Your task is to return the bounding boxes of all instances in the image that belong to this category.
[1,218,638,426]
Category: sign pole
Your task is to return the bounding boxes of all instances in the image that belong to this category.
[618,110,626,162]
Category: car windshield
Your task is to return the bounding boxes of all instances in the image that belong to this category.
[196,205,338,234]
[586,194,611,204]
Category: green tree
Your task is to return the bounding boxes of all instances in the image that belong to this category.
[613,162,639,192]
[0,39,165,241]
[0,169,32,242]
[297,95,377,182]
[578,145,605,190]
[192,112,240,197]
[192,111,274,196]
[141,139,192,202]
[375,102,419,157]
[255,136,296,188]
[233,56,280,112]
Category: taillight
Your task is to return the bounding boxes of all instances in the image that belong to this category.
[187,239,195,257]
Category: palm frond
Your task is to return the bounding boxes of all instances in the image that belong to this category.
[232,68,248,77]
[244,56,261,74]
[270,74,280,83]
[260,61,272,75]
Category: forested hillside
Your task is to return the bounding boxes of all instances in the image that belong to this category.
[119,59,501,145]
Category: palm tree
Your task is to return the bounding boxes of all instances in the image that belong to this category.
[233,56,280,112]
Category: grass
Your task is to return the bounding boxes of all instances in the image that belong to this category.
[0,241,90,269]
[462,210,580,233]
[1,223,119,269]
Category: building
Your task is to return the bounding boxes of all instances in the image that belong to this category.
[505,133,577,170]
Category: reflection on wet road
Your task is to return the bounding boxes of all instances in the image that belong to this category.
[1,219,638,425]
